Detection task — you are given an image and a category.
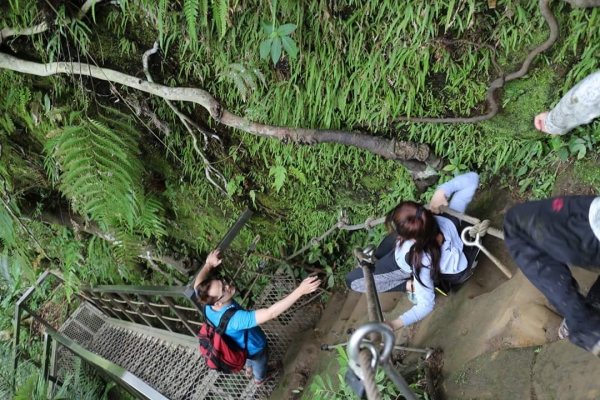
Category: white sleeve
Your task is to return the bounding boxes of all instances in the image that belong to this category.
[399,260,435,326]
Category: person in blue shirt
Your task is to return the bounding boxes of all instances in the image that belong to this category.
[193,250,321,386]
[345,172,480,330]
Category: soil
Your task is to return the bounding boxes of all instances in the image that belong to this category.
[273,166,600,400]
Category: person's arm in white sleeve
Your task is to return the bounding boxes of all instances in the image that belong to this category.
[429,172,479,214]
[388,266,436,330]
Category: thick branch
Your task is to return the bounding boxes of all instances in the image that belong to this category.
[0,52,441,172]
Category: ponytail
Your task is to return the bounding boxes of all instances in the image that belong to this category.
[385,201,442,286]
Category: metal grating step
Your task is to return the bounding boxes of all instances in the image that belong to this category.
[52,303,108,380]
[54,303,279,399]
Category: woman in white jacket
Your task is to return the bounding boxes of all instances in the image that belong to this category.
[345,172,479,330]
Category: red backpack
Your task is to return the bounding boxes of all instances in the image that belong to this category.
[198,306,248,373]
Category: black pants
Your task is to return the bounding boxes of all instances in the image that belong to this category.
[345,234,411,293]
[504,196,600,352]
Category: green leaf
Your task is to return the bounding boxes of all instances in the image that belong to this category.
[288,166,306,184]
[44,93,51,113]
[557,147,569,162]
[281,36,299,58]
[327,274,334,288]
[269,165,287,192]
[259,39,272,59]
[271,36,282,64]
[249,190,256,208]
[261,21,275,35]
[277,23,297,36]
[442,164,456,171]
[516,165,528,177]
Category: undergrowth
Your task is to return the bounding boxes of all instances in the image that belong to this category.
[0,0,599,319]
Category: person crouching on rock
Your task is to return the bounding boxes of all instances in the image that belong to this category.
[344,172,480,330]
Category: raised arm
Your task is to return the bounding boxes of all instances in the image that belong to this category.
[193,249,222,289]
[537,70,600,135]
[429,172,479,214]
[254,276,321,325]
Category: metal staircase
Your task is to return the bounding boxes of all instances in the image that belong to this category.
[13,209,320,399]
[15,270,317,399]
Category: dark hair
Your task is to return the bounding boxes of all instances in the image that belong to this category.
[195,277,219,305]
[385,201,441,286]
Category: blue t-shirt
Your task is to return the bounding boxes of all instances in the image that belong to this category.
[204,301,267,356]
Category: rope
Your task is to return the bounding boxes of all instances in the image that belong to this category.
[286,205,503,261]
[468,219,490,238]
[438,206,504,240]
[359,350,381,400]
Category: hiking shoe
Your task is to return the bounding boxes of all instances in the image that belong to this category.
[254,367,278,387]
[353,245,375,265]
[558,318,569,340]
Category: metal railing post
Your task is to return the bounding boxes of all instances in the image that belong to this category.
[138,294,173,332]
[160,296,197,336]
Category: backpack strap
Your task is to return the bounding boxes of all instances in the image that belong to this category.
[216,307,238,334]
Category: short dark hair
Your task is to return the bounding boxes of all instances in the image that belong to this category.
[195,277,219,305]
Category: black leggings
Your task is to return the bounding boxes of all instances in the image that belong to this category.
[345,218,478,294]
[344,234,411,293]
[504,196,600,352]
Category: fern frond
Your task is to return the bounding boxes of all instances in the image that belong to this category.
[212,0,228,40]
[200,0,208,27]
[112,230,140,266]
[0,205,14,250]
[136,195,167,238]
[252,68,267,89]
[184,0,199,45]
[231,72,248,102]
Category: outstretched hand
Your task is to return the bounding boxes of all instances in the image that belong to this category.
[206,249,223,269]
[296,276,322,296]
[534,111,550,133]
[429,189,448,214]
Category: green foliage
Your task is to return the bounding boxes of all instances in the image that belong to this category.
[218,63,267,102]
[45,116,140,227]
[184,0,200,44]
[212,0,229,40]
[309,347,425,400]
[6,352,115,400]
[259,21,299,64]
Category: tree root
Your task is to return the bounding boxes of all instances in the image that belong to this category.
[393,0,559,124]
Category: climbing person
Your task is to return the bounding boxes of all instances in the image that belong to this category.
[345,171,480,331]
[534,70,600,135]
[504,196,600,356]
[193,249,322,385]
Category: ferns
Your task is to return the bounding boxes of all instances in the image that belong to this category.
[212,0,229,40]
[47,118,139,228]
[184,0,199,45]
[0,206,14,248]
[43,110,167,267]
[218,63,267,102]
